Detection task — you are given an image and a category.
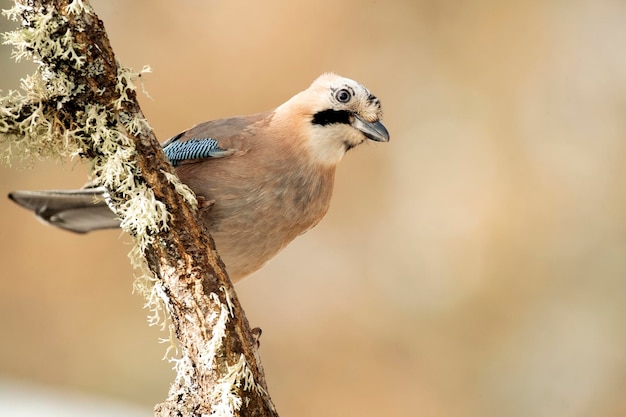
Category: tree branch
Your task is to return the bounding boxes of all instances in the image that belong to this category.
[0,1,278,416]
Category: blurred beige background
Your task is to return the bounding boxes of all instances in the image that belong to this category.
[2,0,626,416]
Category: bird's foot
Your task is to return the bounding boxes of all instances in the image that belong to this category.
[197,196,215,212]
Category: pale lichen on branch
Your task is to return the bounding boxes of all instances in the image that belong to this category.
[0,0,173,346]
[0,1,175,251]
[1,2,278,416]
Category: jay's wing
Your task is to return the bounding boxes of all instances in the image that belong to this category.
[163,136,236,166]
[8,134,230,233]
[8,112,272,233]
[161,111,271,166]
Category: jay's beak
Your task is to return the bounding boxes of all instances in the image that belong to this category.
[352,115,390,142]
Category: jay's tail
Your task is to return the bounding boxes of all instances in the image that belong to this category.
[8,187,120,233]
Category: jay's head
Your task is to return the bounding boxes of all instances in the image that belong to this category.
[277,73,390,165]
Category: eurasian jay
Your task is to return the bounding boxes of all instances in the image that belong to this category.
[8,73,389,281]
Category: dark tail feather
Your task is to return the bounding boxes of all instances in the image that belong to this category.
[8,187,120,233]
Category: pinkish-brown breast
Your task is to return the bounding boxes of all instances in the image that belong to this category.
[174,131,336,281]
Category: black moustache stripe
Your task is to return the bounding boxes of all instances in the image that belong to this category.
[311,109,352,126]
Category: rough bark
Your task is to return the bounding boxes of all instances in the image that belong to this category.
[1,1,278,416]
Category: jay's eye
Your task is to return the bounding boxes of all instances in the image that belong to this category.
[335,88,352,103]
